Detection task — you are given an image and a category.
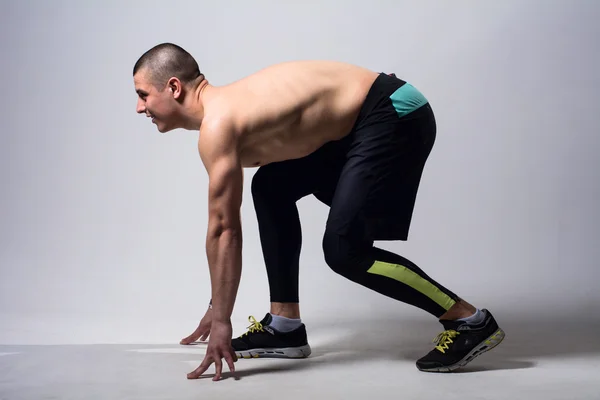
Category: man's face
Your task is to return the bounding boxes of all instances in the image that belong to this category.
[134,69,179,133]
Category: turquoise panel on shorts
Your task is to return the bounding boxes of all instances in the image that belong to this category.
[389,83,428,118]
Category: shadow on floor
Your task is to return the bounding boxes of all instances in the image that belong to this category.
[182,310,600,380]
[306,310,600,371]
[4,311,594,382]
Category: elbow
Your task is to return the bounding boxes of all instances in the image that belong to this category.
[207,219,242,242]
[208,227,243,251]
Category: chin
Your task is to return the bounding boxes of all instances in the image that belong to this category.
[155,123,170,133]
[153,119,177,133]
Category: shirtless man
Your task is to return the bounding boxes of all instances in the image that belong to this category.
[132,43,505,381]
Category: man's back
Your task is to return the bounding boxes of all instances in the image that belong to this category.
[202,60,379,167]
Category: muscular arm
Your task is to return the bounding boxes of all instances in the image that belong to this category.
[199,122,244,323]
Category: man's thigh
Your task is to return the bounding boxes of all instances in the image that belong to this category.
[325,103,436,241]
[252,138,349,203]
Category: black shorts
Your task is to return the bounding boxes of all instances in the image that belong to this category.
[313,72,436,241]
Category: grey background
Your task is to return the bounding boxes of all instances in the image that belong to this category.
[1,0,599,345]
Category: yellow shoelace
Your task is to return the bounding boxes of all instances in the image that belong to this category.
[240,315,264,337]
[434,330,460,353]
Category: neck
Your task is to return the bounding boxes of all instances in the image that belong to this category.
[181,78,212,131]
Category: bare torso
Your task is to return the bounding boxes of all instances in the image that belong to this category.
[200,61,380,167]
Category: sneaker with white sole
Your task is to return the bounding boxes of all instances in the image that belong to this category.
[232,313,312,359]
[416,308,505,372]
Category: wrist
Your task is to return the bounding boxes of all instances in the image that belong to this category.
[211,318,231,326]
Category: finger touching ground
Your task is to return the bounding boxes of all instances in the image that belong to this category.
[187,359,211,380]
[180,329,202,345]
[213,358,223,381]
[180,335,198,345]
[225,353,236,374]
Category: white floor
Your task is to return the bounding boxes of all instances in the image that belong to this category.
[1,312,599,400]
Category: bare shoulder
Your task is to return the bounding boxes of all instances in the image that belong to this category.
[197,114,239,171]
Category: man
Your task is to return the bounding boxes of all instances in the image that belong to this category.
[133,43,505,381]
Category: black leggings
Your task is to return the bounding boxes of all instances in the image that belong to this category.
[251,75,460,318]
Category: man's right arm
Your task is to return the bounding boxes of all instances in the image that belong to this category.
[198,120,244,326]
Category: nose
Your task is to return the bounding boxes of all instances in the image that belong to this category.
[136,98,145,114]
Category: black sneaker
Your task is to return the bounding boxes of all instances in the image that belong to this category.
[232,313,312,359]
[416,309,505,372]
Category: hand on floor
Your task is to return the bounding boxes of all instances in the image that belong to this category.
[187,320,237,381]
[180,308,212,344]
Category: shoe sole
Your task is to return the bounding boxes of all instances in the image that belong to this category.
[235,344,312,359]
[418,328,506,373]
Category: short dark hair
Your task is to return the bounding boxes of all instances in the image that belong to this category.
[133,43,202,88]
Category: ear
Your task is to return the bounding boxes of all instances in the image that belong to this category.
[167,77,183,99]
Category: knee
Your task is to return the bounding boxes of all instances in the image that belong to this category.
[251,166,282,204]
[322,229,358,276]
[251,166,270,198]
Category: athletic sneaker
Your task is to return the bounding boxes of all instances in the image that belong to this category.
[416,308,505,372]
[232,313,312,359]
